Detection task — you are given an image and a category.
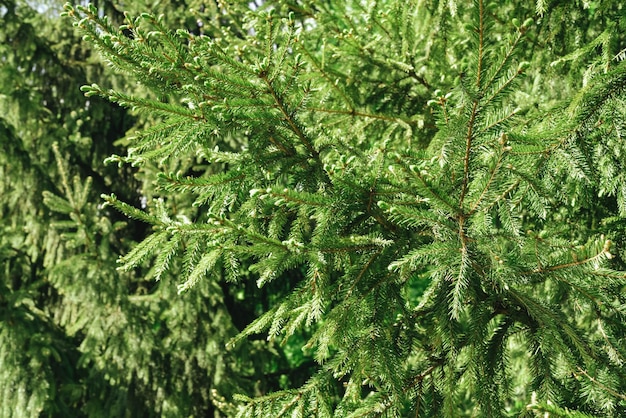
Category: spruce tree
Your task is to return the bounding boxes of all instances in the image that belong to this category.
[2,0,253,415]
[5,0,625,416]
[1,1,138,414]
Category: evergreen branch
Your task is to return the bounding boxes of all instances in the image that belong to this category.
[508,288,594,361]
[42,192,73,215]
[353,1,391,39]
[482,27,525,94]
[208,41,259,78]
[118,118,189,155]
[407,362,441,391]
[526,245,611,275]
[575,368,626,401]
[475,0,486,88]
[358,250,411,303]
[49,2,626,415]
[550,28,612,69]
[276,392,303,417]
[195,63,263,95]
[438,95,450,125]
[80,84,202,120]
[526,400,595,418]
[597,320,626,365]
[165,221,227,236]
[450,246,471,319]
[102,193,160,226]
[468,144,507,215]
[51,143,75,208]
[65,5,143,76]
[570,61,626,126]
[477,107,519,137]
[482,67,523,110]
[292,86,312,115]
[268,18,296,83]
[367,208,398,234]
[263,13,278,72]
[117,230,169,271]
[400,164,461,216]
[267,134,296,156]
[153,233,181,281]
[158,172,245,193]
[406,68,431,90]
[298,44,355,109]
[227,305,280,348]
[317,242,388,255]
[307,106,413,125]
[459,99,480,210]
[345,250,382,297]
[260,73,318,158]
[282,3,315,18]
[550,271,609,310]
[218,218,291,253]
[350,360,442,418]
[482,179,520,213]
[178,248,221,293]
[265,188,331,207]
[389,241,456,272]
[142,14,187,66]
[385,204,457,233]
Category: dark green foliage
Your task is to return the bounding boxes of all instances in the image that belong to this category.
[1,0,258,416]
[3,0,626,416]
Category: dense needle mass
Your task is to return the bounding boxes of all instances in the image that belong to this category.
[2,1,626,416]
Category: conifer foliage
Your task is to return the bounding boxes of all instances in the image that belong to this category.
[14,0,626,416]
[2,1,248,416]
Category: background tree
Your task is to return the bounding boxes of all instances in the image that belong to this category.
[1,0,138,414]
[2,0,626,417]
[1,1,267,416]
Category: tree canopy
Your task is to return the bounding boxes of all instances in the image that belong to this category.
[2,0,626,416]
